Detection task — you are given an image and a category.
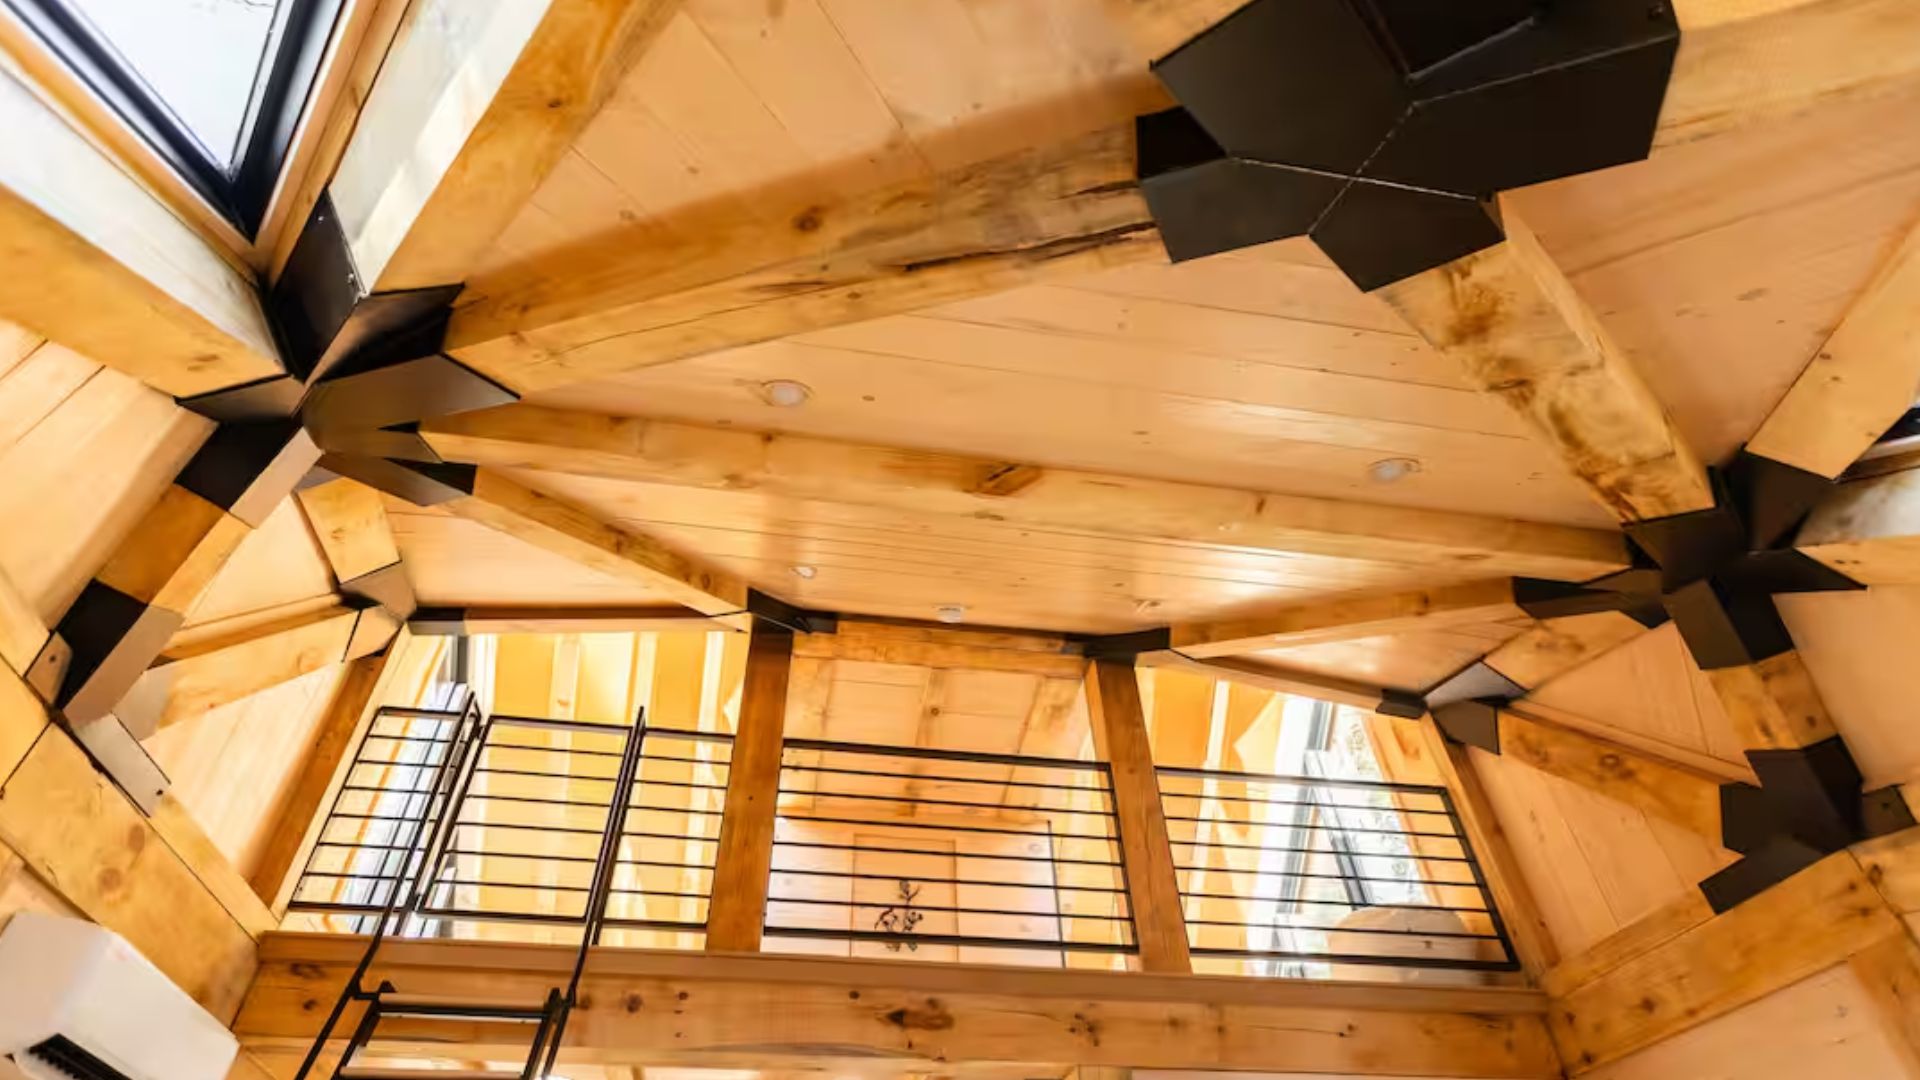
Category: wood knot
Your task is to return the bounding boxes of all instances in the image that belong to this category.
[792,207,825,233]
[624,992,643,1013]
[882,999,955,1031]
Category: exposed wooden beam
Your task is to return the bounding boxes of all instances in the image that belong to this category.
[1548,852,1902,1073]
[1701,651,1839,752]
[237,934,1560,1077]
[1377,204,1712,523]
[793,624,1087,679]
[1745,212,1920,479]
[410,605,728,635]
[1138,650,1383,712]
[705,625,793,953]
[295,477,412,608]
[1466,703,1730,844]
[1085,660,1191,974]
[1482,612,1649,693]
[0,710,258,1020]
[442,124,1159,395]
[326,0,683,292]
[1797,462,1920,584]
[422,406,1628,581]
[0,69,281,397]
[442,468,752,622]
[115,605,384,738]
[1537,889,1716,1000]
[1170,578,1524,659]
[1417,721,1559,979]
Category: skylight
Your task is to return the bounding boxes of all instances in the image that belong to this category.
[6,0,344,233]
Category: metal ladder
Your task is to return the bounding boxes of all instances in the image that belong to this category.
[293,695,649,1080]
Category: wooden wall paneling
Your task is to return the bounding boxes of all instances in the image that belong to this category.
[706,625,794,951]
[1490,706,1730,844]
[0,70,280,397]
[1084,659,1191,974]
[141,664,349,883]
[243,653,390,909]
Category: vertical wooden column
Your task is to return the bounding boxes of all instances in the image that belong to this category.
[705,625,793,952]
[1084,658,1192,974]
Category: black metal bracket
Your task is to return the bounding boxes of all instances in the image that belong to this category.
[178,195,518,506]
[744,589,838,635]
[1136,0,1680,289]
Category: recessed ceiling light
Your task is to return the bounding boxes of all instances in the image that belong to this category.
[792,564,817,579]
[935,605,967,624]
[761,379,812,407]
[1367,457,1422,484]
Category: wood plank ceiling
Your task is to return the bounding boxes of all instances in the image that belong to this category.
[383,0,1920,674]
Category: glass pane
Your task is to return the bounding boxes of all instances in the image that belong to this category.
[67,0,284,163]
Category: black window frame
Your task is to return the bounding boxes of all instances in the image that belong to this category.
[3,0,346,236]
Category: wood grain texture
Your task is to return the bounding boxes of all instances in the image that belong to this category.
[1703,651,1840,751]
[238,933,1559,1077]
[705,626,793,951]
[1085,660,1191,974]
[445,468,750,617]
[331,0,684,290]
[1550,853,1901,1073]
[1660,0,1920,152]
[1425,729,1560,978]
[1799,464,1920,584]
[448,121,1161,393]
[297,478,403,582]
[1495,707,1727,843]
[1747,210,1920,478]
[0,70,279,396]
[1171,578,1522,658]
[1538,889,1715,999]
[0,727,257,1020]
[1377,207,1713,523]
[126,607,359,736]
[1485,613,1649,692]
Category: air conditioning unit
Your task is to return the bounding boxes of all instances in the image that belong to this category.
[0,913,237,1080]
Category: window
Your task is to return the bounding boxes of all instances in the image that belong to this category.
[5,0,345,234]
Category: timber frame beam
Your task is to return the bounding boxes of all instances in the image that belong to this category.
[237,933,1562,1078]
[421,404,1628,581]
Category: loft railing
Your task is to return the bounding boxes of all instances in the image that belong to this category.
[1156,765,1519,977]
[764,738,1136,965]
[288,706,1516,983]
[289,710,732,949]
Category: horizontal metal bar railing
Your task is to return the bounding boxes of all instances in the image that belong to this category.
[766,738,1136,962]
[1155,766,1518,975]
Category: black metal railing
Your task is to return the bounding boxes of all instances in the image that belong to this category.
[289,701,482,923]
[1155,765,1518,976]
[765,739,1136,963]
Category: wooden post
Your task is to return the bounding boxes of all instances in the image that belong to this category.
[1084,659,1192,974]
[705,625,793,952]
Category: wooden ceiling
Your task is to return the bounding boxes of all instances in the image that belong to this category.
[362,0,1920,668]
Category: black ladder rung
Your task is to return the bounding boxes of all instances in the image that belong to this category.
[334,1060,522,1068]
[374,994,550,1022]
